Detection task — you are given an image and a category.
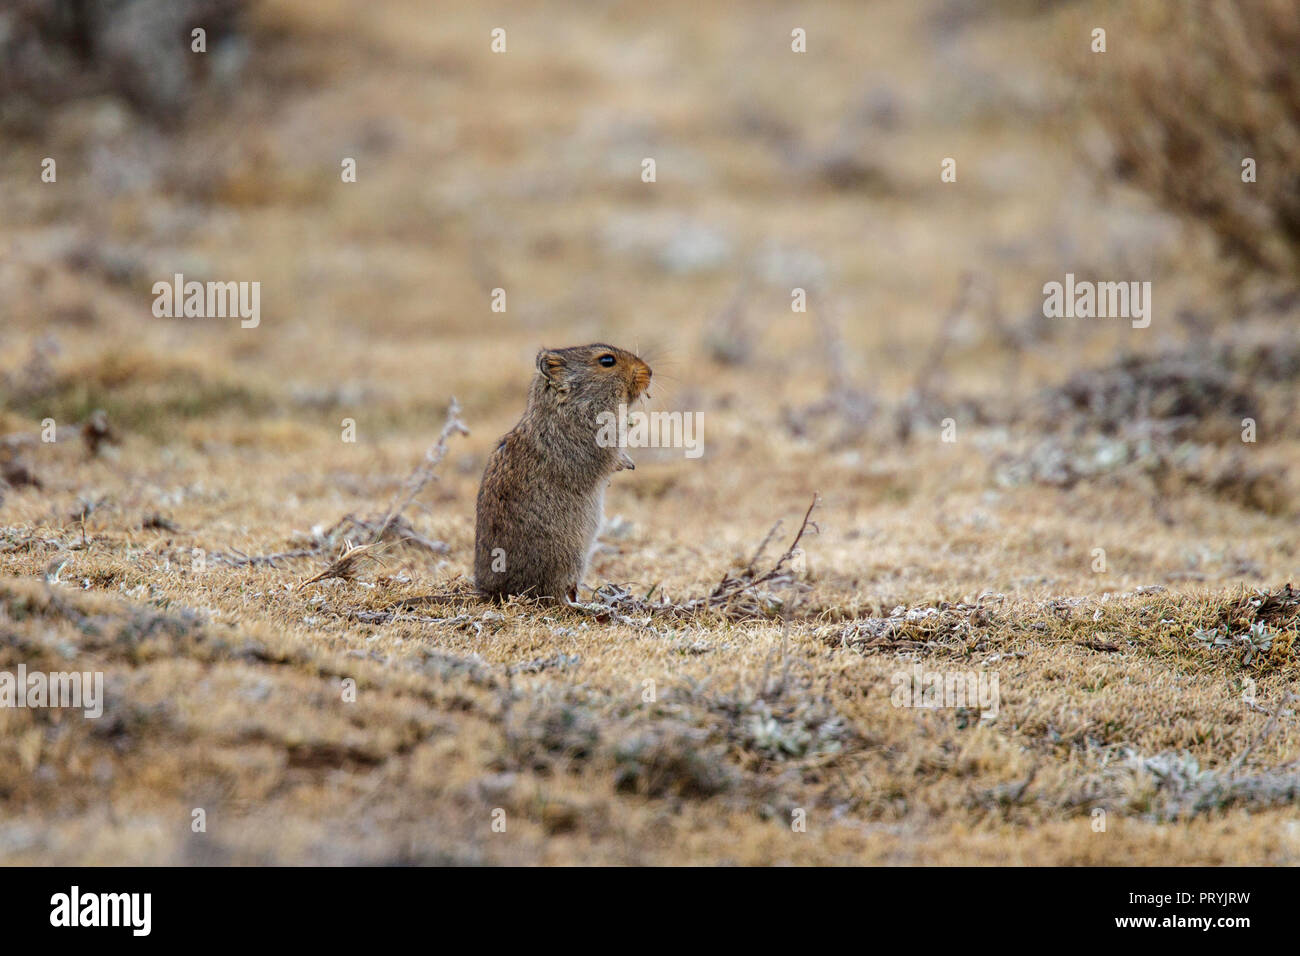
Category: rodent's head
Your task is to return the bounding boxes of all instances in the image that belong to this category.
[534,343,652,409]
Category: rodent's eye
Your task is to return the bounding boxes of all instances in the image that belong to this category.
[598,354,616,368]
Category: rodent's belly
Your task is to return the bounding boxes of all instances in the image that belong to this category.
[526,478,601,539]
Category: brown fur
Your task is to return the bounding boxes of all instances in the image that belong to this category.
[474,343,652,602]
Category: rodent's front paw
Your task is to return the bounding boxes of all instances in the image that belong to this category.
[616,451,636,471]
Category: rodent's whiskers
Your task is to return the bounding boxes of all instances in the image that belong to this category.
[634,338,676,372]
[639,374,684,409]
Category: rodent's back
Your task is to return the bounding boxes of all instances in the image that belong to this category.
[474,430,602,600]
[473,343,652,602]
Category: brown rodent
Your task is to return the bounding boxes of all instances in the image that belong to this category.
[474,343,652,602]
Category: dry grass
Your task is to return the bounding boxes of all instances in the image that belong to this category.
[1,0,1298,865]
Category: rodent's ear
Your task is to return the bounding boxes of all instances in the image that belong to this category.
[536,349,568,387]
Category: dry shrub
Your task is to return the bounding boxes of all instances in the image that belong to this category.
[996,344,1298,514]
[0,437,42,492]
[1195,455,1292,517]
[1090,0,1300,280]
[613,724,734,798]
[1041,351,1257,441]
[1080,750,1300,822]
[837,596,1004,653]
[1214,584,1299,637]
[1182,585,1300,670]
[0,0,250,130]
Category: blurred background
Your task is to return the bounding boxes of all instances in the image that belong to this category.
[1,0,1299,867]
[2,0,1299,591]
[2,0,1297,594]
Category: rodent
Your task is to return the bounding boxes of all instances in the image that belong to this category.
[474,343,652,602]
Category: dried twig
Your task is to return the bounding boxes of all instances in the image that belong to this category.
[297,540,386,589]
[330,513,449,555]
[579,495,821,623]
[204,399,468,570]
[697,494,819,613]
[369,398,470,545]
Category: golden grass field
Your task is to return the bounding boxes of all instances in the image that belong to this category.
[1,0,1298,864]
